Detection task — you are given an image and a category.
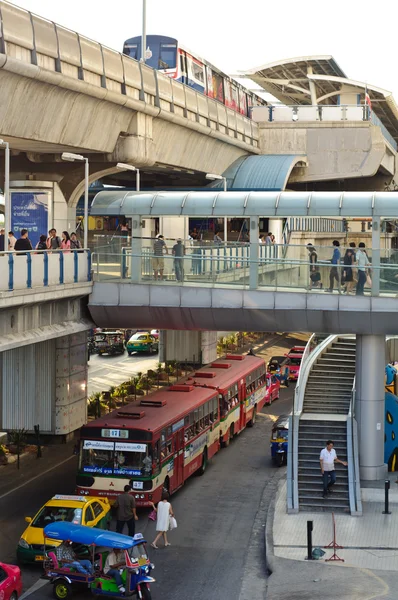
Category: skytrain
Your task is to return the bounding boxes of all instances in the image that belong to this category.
[123,34,266,119]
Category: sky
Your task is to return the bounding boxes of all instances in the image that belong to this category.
[13,0,398,98]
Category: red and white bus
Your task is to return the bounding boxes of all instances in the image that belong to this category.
[76,354,266,506]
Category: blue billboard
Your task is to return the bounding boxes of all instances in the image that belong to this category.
[11,191,49,248]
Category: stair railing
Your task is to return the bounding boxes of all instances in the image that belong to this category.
[288,334,339,513]
[347,376,363,515]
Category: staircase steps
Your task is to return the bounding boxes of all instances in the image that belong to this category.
[297,337,355,512]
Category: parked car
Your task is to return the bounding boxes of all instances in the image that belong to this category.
[17,495,111,565]
[265,373,281,404]
[0,562,22,600]
[127,332,159,355]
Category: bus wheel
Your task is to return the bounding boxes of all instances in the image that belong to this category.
[248,407,256,427]
[229,425,234,441]
[198,448,207,476]
[221,433,229,448]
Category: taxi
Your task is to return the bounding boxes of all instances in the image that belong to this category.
[285,351,303,381]
[265,373,281,405]
[17,495,111,565]
[0,562,22,600]
[127,332,159,355]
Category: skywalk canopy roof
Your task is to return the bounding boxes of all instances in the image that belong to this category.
[91,191,398,218]
[239,55,398,142]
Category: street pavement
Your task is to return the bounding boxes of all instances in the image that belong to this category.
[0,333,307,599]
[88,351,159,395]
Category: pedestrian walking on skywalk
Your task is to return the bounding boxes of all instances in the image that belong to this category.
[307,243,321,289]
[325,240,341,293]
[320,440,348,498]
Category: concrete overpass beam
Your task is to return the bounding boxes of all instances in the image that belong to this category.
[109,114,156,167]
[160,330,217,366]
[356,334,387,480]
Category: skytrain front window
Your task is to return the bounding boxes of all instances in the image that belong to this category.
[124,44,138,59]
[159,44,177,69]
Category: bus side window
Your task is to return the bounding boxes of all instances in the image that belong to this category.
[204,402,210,427]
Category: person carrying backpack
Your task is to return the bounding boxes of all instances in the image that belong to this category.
[46,228,61,250]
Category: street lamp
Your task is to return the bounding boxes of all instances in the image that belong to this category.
[0,139,10,241]
[205,173,227,192]
[141,0,147,63]
[206,173,228,241]
[116,163,140,192]
[62,152,89,249]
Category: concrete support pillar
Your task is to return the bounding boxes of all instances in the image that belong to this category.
[129,215,143,283]
[371,217,380,296]
[55,332,88,439]
[268,218,283,245]
[356,334,386,480]
[249,216,259,289]
[160,330,217,366]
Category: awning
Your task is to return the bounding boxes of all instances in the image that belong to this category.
[90,190,398,218]
[209,154,307,191]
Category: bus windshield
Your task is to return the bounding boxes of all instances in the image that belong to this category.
[80,441,153,477]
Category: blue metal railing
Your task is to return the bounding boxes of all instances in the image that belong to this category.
[0,249,92,293]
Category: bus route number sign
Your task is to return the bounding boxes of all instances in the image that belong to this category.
[101,428,129,439]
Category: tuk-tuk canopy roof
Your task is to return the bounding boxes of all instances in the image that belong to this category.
[273,415,290,430]
[44,522,145,548]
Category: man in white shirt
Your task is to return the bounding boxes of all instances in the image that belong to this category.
[320,440,348,498]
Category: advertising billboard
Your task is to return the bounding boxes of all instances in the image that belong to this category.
[11,191,50,248]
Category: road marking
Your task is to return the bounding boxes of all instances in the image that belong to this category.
[19,578,49,599]
[0,455,75,501]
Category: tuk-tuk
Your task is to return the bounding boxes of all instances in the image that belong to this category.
[94,331,125,356]
[270,415,289,467]
[267,356,290,387]
[43,522,155,599]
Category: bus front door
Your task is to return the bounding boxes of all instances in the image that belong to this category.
[173,429,185,489]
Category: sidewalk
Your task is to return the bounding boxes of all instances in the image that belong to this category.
[266,477,398,599]
[0,441,76,498]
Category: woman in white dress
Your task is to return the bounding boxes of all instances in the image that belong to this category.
[150,493,174,548]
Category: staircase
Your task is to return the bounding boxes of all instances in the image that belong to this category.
[297,337,356,512]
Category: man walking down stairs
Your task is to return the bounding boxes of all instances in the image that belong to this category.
[320,439,348,498]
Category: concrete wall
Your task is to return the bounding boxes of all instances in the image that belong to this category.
[160,330,217,365]
[0,297,91,436]
[259,121,393,182]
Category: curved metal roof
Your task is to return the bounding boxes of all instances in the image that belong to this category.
[209,155,307,191]
[239,55,347,105]
[90,191,398,218]
[239,55,398,142]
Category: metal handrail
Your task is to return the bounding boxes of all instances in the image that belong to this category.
[347,372,363,515]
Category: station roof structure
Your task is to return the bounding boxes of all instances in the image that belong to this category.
[239,55,398,142]
[91,190,398,218]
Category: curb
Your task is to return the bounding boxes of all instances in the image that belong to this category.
[265,475,284,578]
